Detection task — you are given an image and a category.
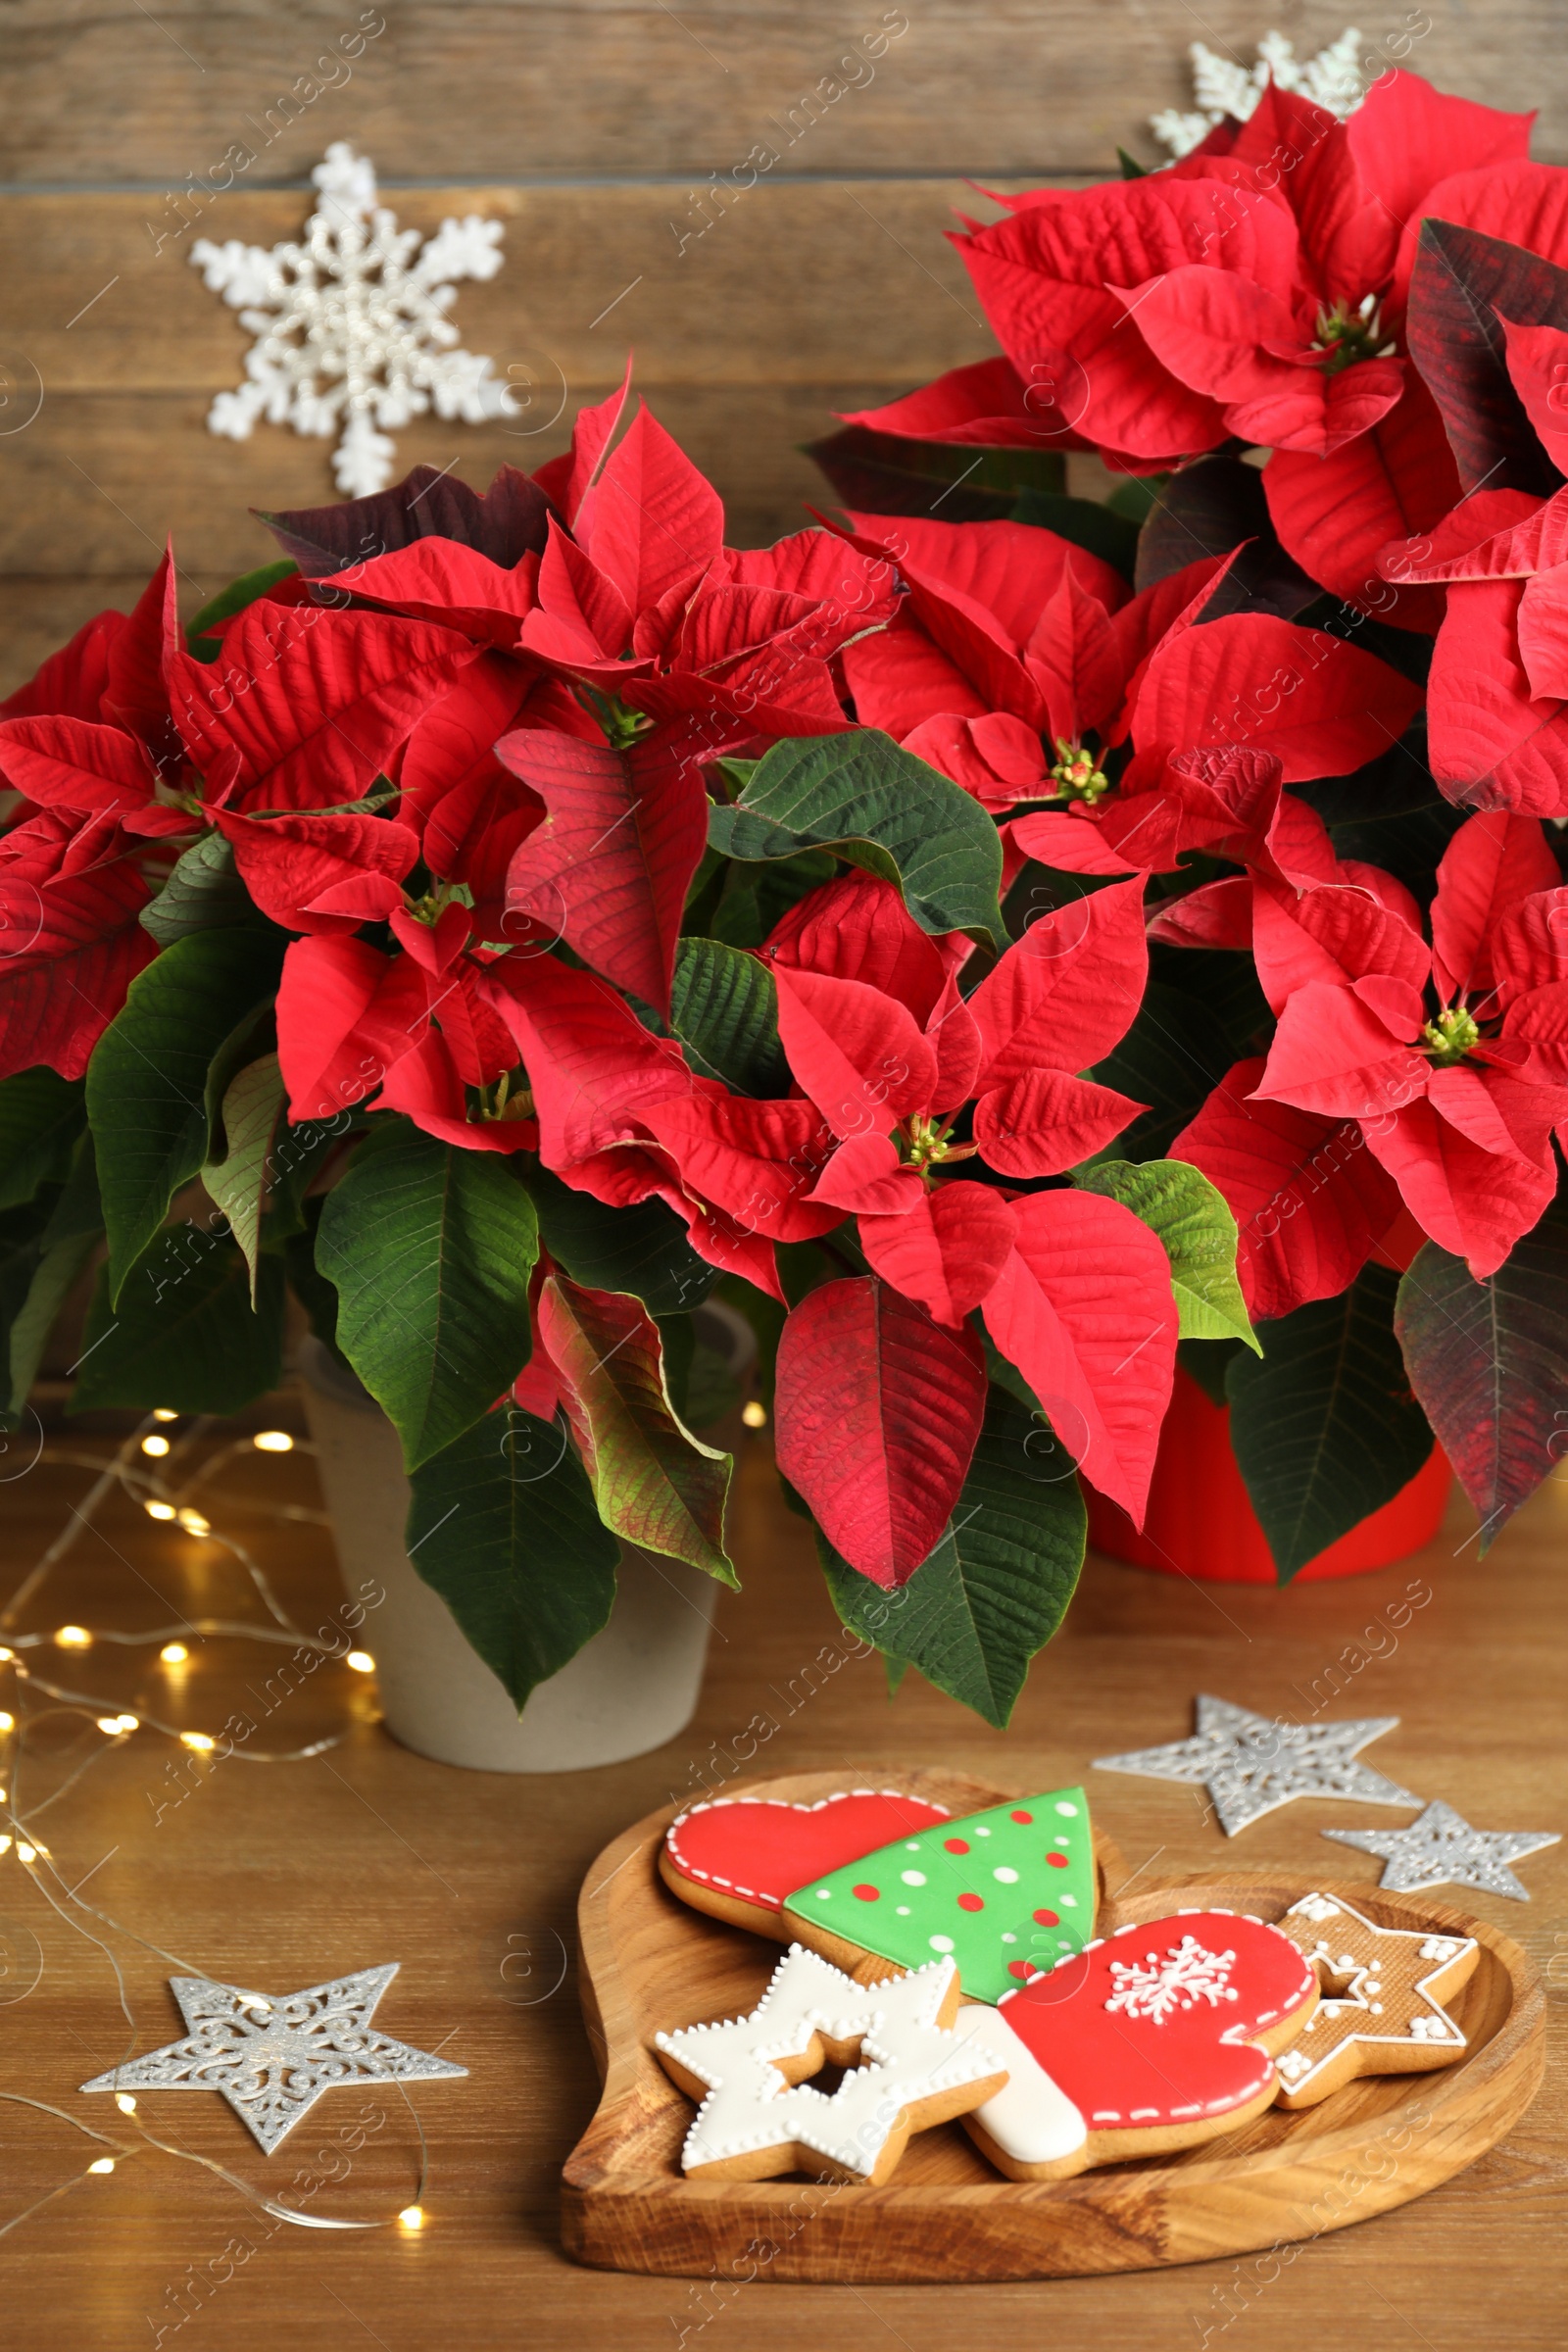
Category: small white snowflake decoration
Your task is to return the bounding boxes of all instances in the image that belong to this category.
[1103,1935,1240,2024]
[191,144,516,499]
[1151,26,1368,159]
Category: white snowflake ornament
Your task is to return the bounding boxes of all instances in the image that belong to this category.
[191,143,516,499]
[1151,26,1367,160]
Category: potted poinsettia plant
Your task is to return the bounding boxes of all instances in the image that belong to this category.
[0,379,1262,1757]
[810,63,1568,1587]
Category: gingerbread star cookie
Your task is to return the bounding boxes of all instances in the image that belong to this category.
[967,1908,1319,2179]
[660,1788,953,1937]
[781,1787,1098,2001]
[1270,1890,1479,2108]
[652,1943,1007,2184]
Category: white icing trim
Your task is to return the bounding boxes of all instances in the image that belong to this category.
[655,1944,994,2179]
[1273,1890,1475,2090]
[664,1789,951,1895]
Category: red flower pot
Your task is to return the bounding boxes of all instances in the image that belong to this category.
[1085,1368,1452,1584]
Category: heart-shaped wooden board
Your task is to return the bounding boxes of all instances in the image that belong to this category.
[561,1766,1544,2281]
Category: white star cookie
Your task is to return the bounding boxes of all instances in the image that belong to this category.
[652,1944,1010,2184]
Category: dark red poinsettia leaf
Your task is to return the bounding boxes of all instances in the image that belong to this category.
[773,1275,987,1587]
[1404,220,1568,498]
[1396,1217,1568,1550]
[1172,1057,1402,1320]
[496,727,710,1018]
[255,463,556,576]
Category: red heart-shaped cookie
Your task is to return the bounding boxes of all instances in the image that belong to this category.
[966,1907,1318,2179]
[662,1789,952,1937]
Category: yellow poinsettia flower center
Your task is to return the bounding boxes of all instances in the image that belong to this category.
[1049,736,1110,803]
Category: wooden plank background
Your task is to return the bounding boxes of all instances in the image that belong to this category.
[0,2,1561,692]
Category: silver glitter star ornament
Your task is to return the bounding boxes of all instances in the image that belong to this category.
[1323,1799,1561,1902]
[1093,1692,1422,1837]
[79,1964,466,2153]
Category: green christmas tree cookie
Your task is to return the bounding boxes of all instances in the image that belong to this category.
[781,1787,1096,2004]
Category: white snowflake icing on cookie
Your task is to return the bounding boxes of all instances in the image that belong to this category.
[1103,1936,1240,2025]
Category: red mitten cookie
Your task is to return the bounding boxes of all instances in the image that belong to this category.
[661,1789,952,1936]
[965,1907,1318,2179]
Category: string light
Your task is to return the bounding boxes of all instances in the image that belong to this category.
[741,1400,768,1429]
[0,1405,439,2242]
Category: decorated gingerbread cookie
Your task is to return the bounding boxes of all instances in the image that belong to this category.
[1270,1891,1480,2108]
[781,1788,1097,2002]
[652,1942,1007,2184]
[660,1788,952,1937]
[967,1908,1319,2178]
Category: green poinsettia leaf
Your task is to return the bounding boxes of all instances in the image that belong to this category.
[4,1134,104,1425]
[87,925,286,1299]
[524,1163,717,1316]
[202,1054,286,1303]
[1075,1158,1259,1351]
[818,1382,1086,1727]
[1227,1264,1434,1584]
[669,936,789,1097]
[0,1068,86,1212]
[139,833,257,944]
[185,559,299,657]
[1396,1221,1568,1555]
[404,1403,619,1710]
[72,1227,284,1415]
[317,1120,539,1472]
[540,1273,736,1586]
[708,731,1005,949]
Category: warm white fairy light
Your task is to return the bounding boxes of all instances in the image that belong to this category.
[345,1650,375,1674]
[253,1430,294,1453]
[17,1843,36,1863]
[140,1434,171,1458]
[87,2157,116,2175]
[54,1625,92,1648]
[159,1642,188,1665]
[152,1408,179,1422]
[179,1732,217,1753]
[399,2204,425,2230]
[96,1716,123,1736]
[176,1509,211,1537]
[115,2093,137,2114]
[741,1400,767,1429]
[144,1500,176,1522]
[0,1837,11,1855]
[0,1711,13,1733]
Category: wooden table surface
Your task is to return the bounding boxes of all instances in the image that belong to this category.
[0,1397,1562,2350]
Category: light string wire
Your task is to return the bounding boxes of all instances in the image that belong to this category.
[0,1396,432,2238]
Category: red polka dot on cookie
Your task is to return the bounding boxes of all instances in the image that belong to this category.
[853,1884,880,1902]
[1010,1810,1033,1824]
[1007,1960,1032,1979]
[1033,1908,1059,1927]
[1046,1851,1068,1868]
[943,1838,969,1854]
[956,1892,985,1913]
